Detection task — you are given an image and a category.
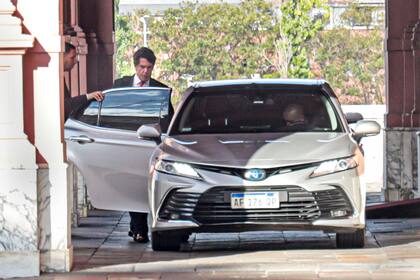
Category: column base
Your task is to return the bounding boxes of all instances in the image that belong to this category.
[384,128,419,201]
[40,246,73,272]
[0,251,40,278]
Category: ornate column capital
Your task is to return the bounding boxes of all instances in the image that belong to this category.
[0,0,33,52]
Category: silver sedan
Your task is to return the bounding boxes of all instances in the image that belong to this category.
[66,79,380,251]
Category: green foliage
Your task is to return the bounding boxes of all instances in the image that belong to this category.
[146,0,328,92]
[115,14,134,77]
[279,0,328,78]
[308,28,385,104]
[341,3,384,28]
[115,9,151,78]
[114,0,327,88]
[114,0,384,104]
[114,0,120,14]
[306,2,385,104]
[149,0,278,92]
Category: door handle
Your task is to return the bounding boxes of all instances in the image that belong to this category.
[68,135,94,144]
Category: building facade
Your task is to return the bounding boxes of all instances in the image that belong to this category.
[0,0,114,277]
[0,0,419,278]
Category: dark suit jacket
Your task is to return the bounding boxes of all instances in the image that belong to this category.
[113,75,169,88]
[64,84,90,121]
[113,75,174,132]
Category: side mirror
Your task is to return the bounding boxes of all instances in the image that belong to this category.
[353,120,381,141]
[345,112,363,124]
[137,124,161,140]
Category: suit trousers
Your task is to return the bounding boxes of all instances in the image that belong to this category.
[129,211,148,236]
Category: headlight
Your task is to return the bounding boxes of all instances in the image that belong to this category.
[155,160,202,180]
[310,156,358,178]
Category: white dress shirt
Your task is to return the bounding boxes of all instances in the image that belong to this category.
[133,75,150,87]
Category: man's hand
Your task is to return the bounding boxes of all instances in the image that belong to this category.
[86,91,104,101]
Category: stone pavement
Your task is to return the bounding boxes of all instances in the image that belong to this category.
[19,210,420,279]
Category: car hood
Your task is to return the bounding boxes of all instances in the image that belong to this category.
[160,132,356,168]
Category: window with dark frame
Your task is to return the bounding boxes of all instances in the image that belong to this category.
[76,88,171,132]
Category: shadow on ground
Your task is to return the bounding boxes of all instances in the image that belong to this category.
[70,210,420,272]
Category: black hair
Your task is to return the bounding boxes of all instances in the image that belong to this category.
[65,43,76,53]
[133,47,156,66]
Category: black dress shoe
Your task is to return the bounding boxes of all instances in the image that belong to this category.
[128,230,149,243]
[133,233,149,243]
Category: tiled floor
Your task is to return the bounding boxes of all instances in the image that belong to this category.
[21,210,420,279]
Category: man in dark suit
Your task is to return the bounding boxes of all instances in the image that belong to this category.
[64,43,104,120]
[113,47,168,88]
[113,47,172,243]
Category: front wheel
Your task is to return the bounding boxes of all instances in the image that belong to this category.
[152,231,187,251]
[336,228,365,248]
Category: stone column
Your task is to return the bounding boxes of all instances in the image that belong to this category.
[71,165,89,227]
[16,0,73,273]
[76,168,89,218]
[0,0,36,278]
[385,0,420,200]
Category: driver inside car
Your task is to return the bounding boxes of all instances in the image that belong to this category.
[282,103,308,131]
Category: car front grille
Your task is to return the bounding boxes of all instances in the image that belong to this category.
[158,186,353,224]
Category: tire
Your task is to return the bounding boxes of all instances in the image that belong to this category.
[151,231,184,251]
[336,228,365,248]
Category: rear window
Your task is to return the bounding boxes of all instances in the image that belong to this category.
[171,89,343,135]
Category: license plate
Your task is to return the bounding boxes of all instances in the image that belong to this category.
[230,192,282,209]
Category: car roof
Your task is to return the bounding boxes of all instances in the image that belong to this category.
[192,78,327,88]
[178,78,336,104]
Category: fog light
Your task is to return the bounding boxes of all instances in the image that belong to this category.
[330,210,347,217]
[170,213,180,219]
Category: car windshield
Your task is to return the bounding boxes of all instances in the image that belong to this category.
[171,89,343,134]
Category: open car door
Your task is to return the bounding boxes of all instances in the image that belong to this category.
[64,87,171,212]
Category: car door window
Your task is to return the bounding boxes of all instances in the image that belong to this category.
[78,101,100,126]
[99,89,170,131]
[76,88,171,132]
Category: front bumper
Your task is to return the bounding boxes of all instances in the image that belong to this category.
[153,217,364,234]
[149,165,365,234]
